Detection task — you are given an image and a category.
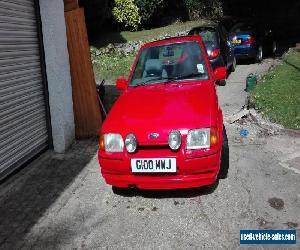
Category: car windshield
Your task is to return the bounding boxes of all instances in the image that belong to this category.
[129,41,209,86]
[190,28,218,45]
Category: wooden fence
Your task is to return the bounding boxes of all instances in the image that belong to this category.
[65,7,101,138]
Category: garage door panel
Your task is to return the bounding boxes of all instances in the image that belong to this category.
[0,118,46,149]
[0,45,39,53]
[0,82,43,102]
[0,56,40,68]
[0,50,40,59]
[0,99,45,126]
[0,2,36,16]
[0,0,49,177]
[0,29,38,38]
[0,16,37,26]
[0,134,48,173]
[0,126,47,157]
[1,0,34,8]
[0,11,36,22]
[0,108,45,134]
[0,91,44,112]
[0,74,41,91]
[0,21,37,31]
[0,67,41,82]
[0,62,41,78]
[0,77,42,94]
[0,36,39,45]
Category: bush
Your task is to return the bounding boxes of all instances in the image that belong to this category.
[135,0,164,24]
[184,0,223,20]
[113,0,141,31]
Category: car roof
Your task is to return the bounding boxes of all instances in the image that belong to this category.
[190,24,219,31]
[141,35,204,49]
[230,22,256,32]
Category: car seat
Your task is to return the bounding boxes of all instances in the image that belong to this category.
[142,59,168,80]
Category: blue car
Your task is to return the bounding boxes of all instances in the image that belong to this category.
[229,22,276,63]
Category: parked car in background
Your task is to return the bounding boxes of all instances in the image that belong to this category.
[229,22,276,62]
[98,36,229,192]
[188,24,236,86]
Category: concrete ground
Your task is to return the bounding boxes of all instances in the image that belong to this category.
[0,59,299,249]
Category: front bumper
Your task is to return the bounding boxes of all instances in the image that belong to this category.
[99,153,221,189]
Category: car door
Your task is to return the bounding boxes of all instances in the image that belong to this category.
[218,25,232,68]
[223,25,235,64]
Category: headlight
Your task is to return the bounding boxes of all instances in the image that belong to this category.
[104,133,124,152]
[125,133,137,153]
[168,130,181,150]
[186,128,210,150]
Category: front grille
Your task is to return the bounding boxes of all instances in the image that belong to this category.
[138,144,170,150]
[131,146,179,158]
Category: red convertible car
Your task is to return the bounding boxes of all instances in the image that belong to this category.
[98,36,229,191]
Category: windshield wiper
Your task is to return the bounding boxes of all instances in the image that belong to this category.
[175,73,204,80]
[132,82,147,87]
[131,73,204,87]
[163,73,204,83]
[132,77,163,87]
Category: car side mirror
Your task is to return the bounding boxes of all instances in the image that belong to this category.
[214,67,227,81]
[116,76,128,90]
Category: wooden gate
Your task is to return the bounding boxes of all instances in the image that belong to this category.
[64,1,101,138]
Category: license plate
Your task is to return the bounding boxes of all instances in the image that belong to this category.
[131,158,176,173]
[232,39,241,45]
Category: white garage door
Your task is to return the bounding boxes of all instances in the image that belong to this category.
[0,0,50,178]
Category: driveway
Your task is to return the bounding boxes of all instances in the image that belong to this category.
[0,59,299,249]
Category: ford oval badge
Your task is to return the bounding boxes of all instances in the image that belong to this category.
[149,133,159,139]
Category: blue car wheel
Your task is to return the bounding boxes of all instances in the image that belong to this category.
[256,45,263,63]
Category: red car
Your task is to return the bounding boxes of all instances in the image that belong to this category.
[98,36,229,191]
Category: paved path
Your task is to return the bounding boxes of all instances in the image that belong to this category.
[0,59,299,249]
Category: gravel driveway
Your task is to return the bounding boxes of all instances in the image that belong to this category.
[0,59,299,249]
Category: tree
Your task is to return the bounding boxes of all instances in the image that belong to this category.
[112,0,141,31]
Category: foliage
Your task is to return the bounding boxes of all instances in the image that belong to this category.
[120,19,208,42]
[91,20,209,81]
[112,0,141,31]
[91,47,136,81]
[252,50,300,129]
[135,0,164,24]
[184,0,223,20]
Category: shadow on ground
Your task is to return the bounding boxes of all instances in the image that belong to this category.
[0,139,98,248]
[284,58,300,72]
[112,180,219,199]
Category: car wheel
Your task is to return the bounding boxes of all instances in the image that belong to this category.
[218,126,229,179]
[112,186,131,196]
[230,57,236,72]
[272,41,277,55]
[255,45,263,63]
[218,80,226,86]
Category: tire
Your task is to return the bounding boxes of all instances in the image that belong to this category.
[112,186,131,196]
[272,41,277,55]
[255,45,263,63]
[218,80,226,86]
[218,126,229,179]
[230,56,236,72]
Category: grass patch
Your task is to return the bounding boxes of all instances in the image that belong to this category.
[93,20,210,47]
[252,50,300,129]
[92,51,136,82]
[120,20,209,42]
